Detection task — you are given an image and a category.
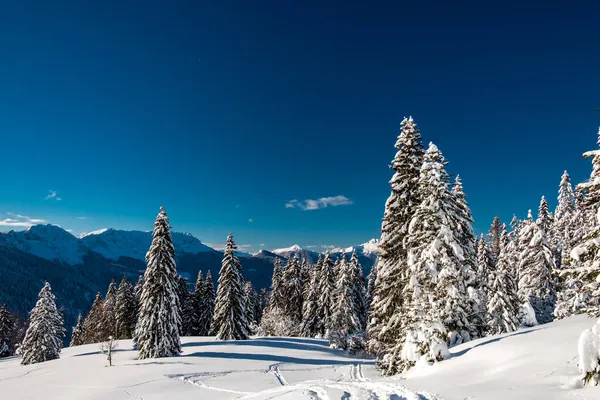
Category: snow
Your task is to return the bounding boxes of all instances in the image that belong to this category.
[2,315,599,399]
[78,228,110,238]
[273,244,304,254]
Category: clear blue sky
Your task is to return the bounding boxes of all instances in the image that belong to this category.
[0,1,598,251]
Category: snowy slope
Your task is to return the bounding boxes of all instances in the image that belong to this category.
[1,315,599,399]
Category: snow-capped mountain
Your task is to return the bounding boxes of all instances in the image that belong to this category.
[0,224,89,264]
[332,238,380,257]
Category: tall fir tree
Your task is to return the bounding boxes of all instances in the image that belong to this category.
[518,199,557,325]
[366,260,378,311]
[244,282,258,329]
[268,258,285,312]
[20,282,65,365]
[176,276,192,335]
[135,206,181,359]
[282,255,303,323]
[188,270,205,336]
[100,280,117,340]
[537,196,552,234]
[301,254,323,337]
[349,250,368,331]
[554,171,576,264]
[212,234,248,340]
[0,304,14,357]
[488,216,503,264]
[257,288,269,323]
[367,116,424,358]
[82,292,104,344]
[300,258,310,302]
[329,254,362,348]
[487,226,521,334]
[69,314,85,347]
[199,270,216,335]
[474,235,493,334]
[317,252,335,336]
[115,276,137,339]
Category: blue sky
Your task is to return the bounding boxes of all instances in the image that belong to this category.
[0,1,598,251]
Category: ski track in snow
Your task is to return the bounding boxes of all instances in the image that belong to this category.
[173,373,254,395]
[267,363,288,386]
[350,364,368,382]
[122,388,144,400]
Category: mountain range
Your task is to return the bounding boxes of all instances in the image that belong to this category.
[0,224,378,337]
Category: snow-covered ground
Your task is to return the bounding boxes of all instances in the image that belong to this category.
[1,315,599,399]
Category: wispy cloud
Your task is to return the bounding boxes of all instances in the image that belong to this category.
[45,190,62,201]
[248,218,254,223]
[1,213,48,228]
[285,195,353,211]
[75,216,88,220]
[260,244,265,247]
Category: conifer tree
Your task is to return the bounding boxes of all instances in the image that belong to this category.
[268,259,285,312]
[188,270,205,336]
[176,276,192,335]
[538,196,552,235]
[0,304,14,357]
[258,288,269,323]
[300,258,310,301]
[100,280,117,340]
[367,116,424,357]
[474,235,493,331]
[282,255,303,323]
[554,171,576,260]
[82,292,104,344]
[488,216,503,264]
[349,250,368,331]
[518,199,557,324]
[20,282,65,365]
[487,227,521,334]
[329,254,361,348]
[135,206,181,359]
[199,270,215,335]
[212,234,248,340]
[69,314,85,347]
[115,276,137,339]
[366,261,377,311]
[317,252,335,336]
[301,254,322,337]
[244,282,258,332]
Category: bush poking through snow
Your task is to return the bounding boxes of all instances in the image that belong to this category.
[578,318,600,386]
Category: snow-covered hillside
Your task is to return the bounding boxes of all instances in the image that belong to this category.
[1,315,598,399]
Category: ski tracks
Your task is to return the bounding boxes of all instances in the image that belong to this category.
[349,363,368,382]
[267,363,288,386]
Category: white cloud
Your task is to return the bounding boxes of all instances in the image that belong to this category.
[248,218,254,223]
[45,190,62,201]
[75,216,88,220]
[285,195,353,211]
[1,213,48,228]
[260,244,265,247]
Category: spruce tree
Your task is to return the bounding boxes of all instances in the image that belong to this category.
[69,314,85,347]
[21,282,65,365]
[366,261,377,311]
[189,270,205,336]
[367,116,424,358]
[317,252,335,336]
[487,226,521,334]
[282,255,303,323]
[474,235,492,335]
[212,234,248,340]
[329,254,361,348]
[115,276,137,339]
[554,171,576,264]
[300,258,310,301]
[244,282,258,332]
[257,288,269,323]
[101,280,117,340]
[488,216,503,264]
[82,292,104,344]
[349,250,368,332]
[538,196,552,235]
[199,270,215,335]
[176,276,192,335]
[0,304,14,357]
[300,254,322,337]
[135,206,181,359]
[268,258,285,312]
[518,199,557,325]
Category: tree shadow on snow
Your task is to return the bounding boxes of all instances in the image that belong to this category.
[259,337,329,346]
[182,338,356,358]
[73,349,130,357]
[451,327,546,359]
[183,351,375,366]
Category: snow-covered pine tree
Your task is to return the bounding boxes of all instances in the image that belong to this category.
[135,206,181,359]
[367,117,424,358]
[115,276,137,339]
[188,270,205,336]
[300,254,322,337]
[300,258,310,302]
[318,251,335,336]
[0,304,14,357]
[82,292,104,344]
[366,260,377,311]
[212,234,248,340]
[488,216,503,264]
[451,175,482,340]
[268,258,285,312]
[133,274,143,322]
[282,255,303,323]
[473,235,492,336]
[176,276,192,335]
[100,280,117,341]
[553,171,576,267]
[20,282,65,365]
[257,288,269,323]
[69,314,85,347]
[538,196,552,235]
[486,226,521,334]
[518,199,557,325]
[329,254,361,348]
[244,282,258,330]
[198,270,215,335]
[349,250,368,332]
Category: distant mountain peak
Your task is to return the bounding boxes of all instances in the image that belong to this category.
[273,244,303,254]
[78,228,111,238]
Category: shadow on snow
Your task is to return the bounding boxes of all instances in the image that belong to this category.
[182,351,375,366]
[451,327,546,358]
